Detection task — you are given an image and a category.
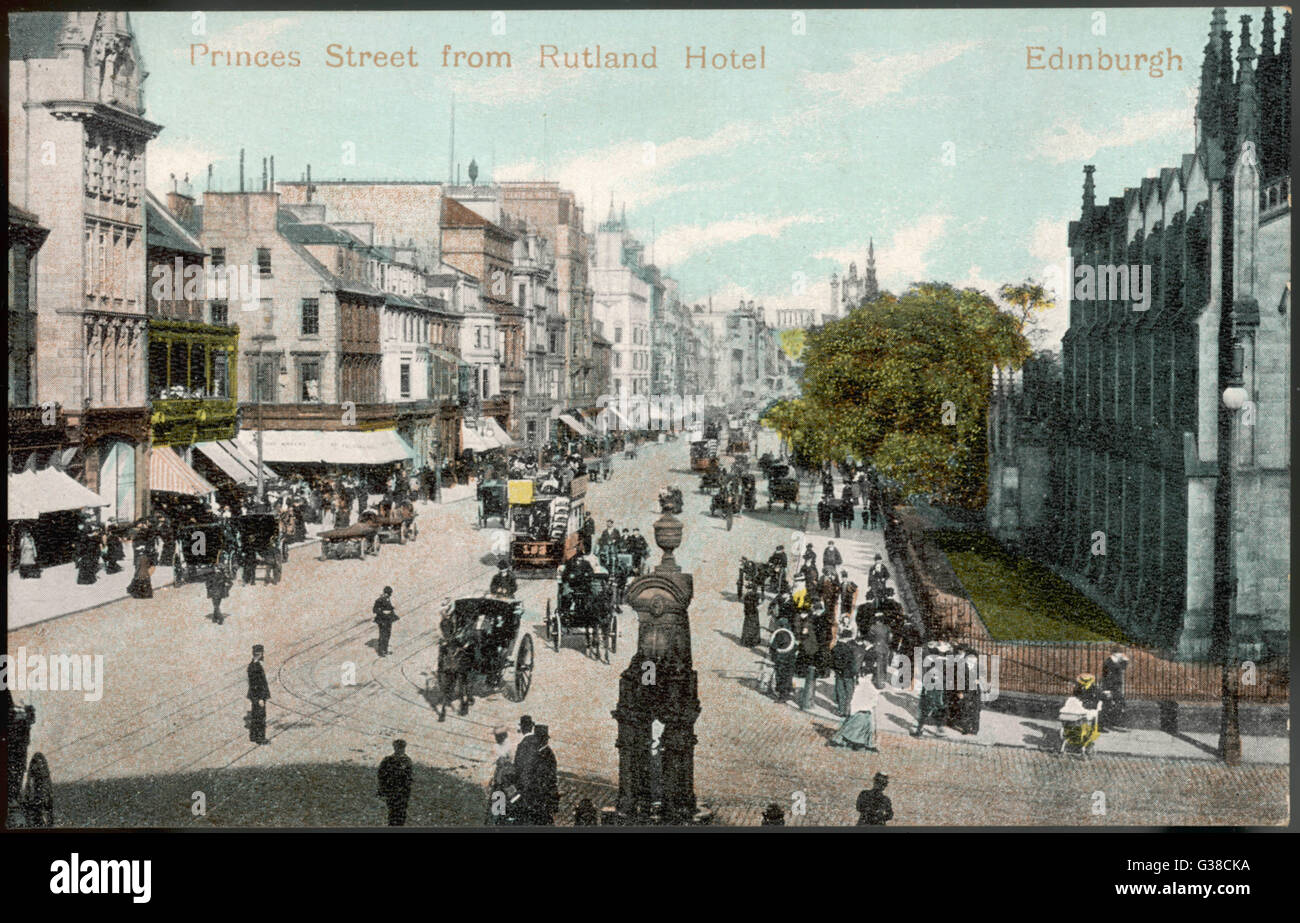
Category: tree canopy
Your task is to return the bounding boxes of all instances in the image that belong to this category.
[764,282,1033,508]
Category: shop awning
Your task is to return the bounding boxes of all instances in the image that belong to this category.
[461,420,496,453]
[557,413,589,436]
[234,429,411,466]
[149,448,216,496]
[194,440,279,486]
[480,416,517,448]
[8,468,109,520]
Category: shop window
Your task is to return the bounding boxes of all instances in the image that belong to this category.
[299,359,321,402]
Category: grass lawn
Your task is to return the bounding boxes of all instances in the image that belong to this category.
[930,530,1130,642]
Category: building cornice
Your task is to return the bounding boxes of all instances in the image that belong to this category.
[44,99,161,140]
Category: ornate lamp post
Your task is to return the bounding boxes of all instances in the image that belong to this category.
[609,505,712,824]
[1215,344,1246,765]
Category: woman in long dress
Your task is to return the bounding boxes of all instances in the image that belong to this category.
[17,529,40,579]
[829,673,880,751]
[126,520,155,599]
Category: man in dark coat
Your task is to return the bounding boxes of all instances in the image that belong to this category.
[373,586,399,657]
[521,725,559,825]
[246,644,270,744]
[856,772,893,826]
[75,526,100,585]
[867,554,890,602]
[769,617,798,703]
[489,560,518,597]
[1100,649,1130,732]
[797,611,821,710]
[579,514,595,556]
[376,739,414,826]
[867,615,893,689]
[206,566,232,624]
[817,498,832,531]
[831,629,860,718]
[951,650,983,735]
[822,541,843,574]
[740,582,762,647]
[840,572,859,626]
[514,715,540,783]
[767,546,788,591]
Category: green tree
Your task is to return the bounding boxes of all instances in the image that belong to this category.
[792,282,1031,508]
[778,328,807,361]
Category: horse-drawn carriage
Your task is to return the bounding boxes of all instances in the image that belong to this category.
[319,520,379,560]
[708,480,741,528]
[173,519,238,586]
[736,556,776,599]
[545,554,620,661]
[236,512,284,584]
[477,479,509,529]
[689,438,718,473]
[429,595,535,719]
[739,473,757,511]
[510,474,587,575]
[727,437,750,455]
[766,462,801,511]
[372,500,418,544]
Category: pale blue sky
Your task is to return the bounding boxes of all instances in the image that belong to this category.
[133,7,1264,345]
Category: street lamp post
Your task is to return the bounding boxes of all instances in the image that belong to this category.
[1215,343,1246,765]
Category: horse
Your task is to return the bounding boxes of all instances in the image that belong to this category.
[435,637,475,721]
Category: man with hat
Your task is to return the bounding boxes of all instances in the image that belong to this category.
[514,715,539,783]
[856,772,893,826]
[912,641,952,736]
[521,724,559,825]
[376,739,414,826]
[867,553,890,602]
[831,627,861,718]
[246,645,270,744]
[490,560,518,598]
[767,545,788,593]
[373,586,399,657]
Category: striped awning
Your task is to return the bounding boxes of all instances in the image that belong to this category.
[557,413,588,436]
[149,448,216,496]
[194,440,279,486]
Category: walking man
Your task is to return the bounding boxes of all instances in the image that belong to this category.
[822,540,843,575]
[856,772,893,826]
[831,628,859,718]
[514,715,539,783]
[522,725,559,825]
[373,586,399,657]
[376,739,413,826]
[206,565,232,624]
[579,514,595,556]
[246,645,270,744]
[867,615,893,689]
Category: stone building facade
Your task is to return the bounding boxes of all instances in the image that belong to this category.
[995,8,1290,658]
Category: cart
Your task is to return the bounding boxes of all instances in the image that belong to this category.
[320,521,379,560]
[658,486,684,514]
[510,475,587,575]
[429,595,535,711]
[545,554,620,662]
[235,513,284,584]
[373,501,418,544]
[172,520,238,586]
[477,479,509,529]
[689,439,717,473]
[766,462,801,511]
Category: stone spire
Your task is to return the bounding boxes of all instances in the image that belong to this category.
[1082,165,1096,218]
[1237,15,1259,148]
[1281,10,1292,65]
[863,237,879,302]
[1261,7,1275,59]
[1198,13,1223,140]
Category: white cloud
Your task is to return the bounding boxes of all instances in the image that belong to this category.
[814,212,953,291]
[655,213,824,267]
[147,139,222,197]
[799,41,980,109]
[1027,215,1070,265]
[1029,88,1196,163]
[495,122,754,213]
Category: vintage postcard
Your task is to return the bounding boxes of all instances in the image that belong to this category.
[5,5,1290,851]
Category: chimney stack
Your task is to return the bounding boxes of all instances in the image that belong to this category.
[239,148,245,192]
[262,157,268,191]
[270,156,275,190]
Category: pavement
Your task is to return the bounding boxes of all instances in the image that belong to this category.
[5,432,1289,827]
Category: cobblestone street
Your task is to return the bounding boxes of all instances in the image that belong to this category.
[8,435,1288,827]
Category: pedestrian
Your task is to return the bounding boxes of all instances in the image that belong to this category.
[797,610,820,711]
[866,615,892,689]
[17,529,40,579]
[206,564,232,624]
[839,571,859,628]
[769,617,797,704]
[579,514,595,556]
[20,751,54,828]
[856,772,893,826]
[514,715,539,783]
[521,724,558,825]
[761,803,786,825]
[103,527,124,574]
[1100,648,1130,732]
[802,542,817,573]
[951,649,983,735]
[830,666,880,751]
[912,642,952,736]
[741,581,762,647]
[246,644,270,744]
[867,554,890,602]
[373,586,399,657]
[484,726,520,824]
[377,739,414,826]
[831,628,859,718]
[490,560,518,597]
[126,520,155,599]
[75,525,100,585]
[767,545,788,592]
[820,570,841,630]
[817,498,831,532]
[335,493,351,529]
[822,540,843,574]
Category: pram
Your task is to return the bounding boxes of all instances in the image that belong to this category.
[1057,695,1102,757]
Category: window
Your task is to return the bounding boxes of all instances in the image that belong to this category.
[257,247,272,276]
[475,327,483,349]
[210,300,228,326]
[400,361,411,398]
[298,359,321,402]
[518,284,527,308]
[481,367,490,398]
[301,298,319,336]
[614,352,621,369]
[210,247,225,267]
[614,326,623,344]
[211,351,229,398]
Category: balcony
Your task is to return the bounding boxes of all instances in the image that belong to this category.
[150,396,239,447]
